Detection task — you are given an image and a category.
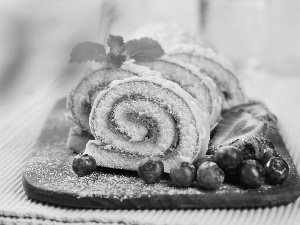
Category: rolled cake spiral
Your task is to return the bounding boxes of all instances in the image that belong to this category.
[168,44,248,110]
[67,62,161,133]
[136,56,222,128]
[84,76,210,173]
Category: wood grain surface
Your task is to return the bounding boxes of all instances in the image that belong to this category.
[22,98,300,209]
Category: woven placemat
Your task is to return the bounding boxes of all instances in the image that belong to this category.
[0,72,300,225]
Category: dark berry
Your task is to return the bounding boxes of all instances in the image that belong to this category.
[137,158,164,184]
[215,145,243,170]
[239,160,265,188]
[197,161,224,190]
[242,136,264,160]
[242,142,256,160]
[260,148,280,166]
[72,153,97,177]
[193,155,216,170]
[264,157,289,184]
[170,162,196,188]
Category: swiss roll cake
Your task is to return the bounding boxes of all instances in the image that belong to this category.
[84,76,210,173]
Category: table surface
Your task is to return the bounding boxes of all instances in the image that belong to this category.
[1,0,300,224]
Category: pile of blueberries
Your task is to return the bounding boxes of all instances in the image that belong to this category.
[72,136,289,190]
[137,136,290,189]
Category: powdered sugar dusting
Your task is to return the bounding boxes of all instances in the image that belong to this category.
[23,100,300,208]
[25,136,247,201]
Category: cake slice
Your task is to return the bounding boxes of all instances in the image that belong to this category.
[66,62,161,152]
[168,43,248,110]
[85,76,210,173]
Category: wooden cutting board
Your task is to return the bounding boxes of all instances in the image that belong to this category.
[22,98,300,209]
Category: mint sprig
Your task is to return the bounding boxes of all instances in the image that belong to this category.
[69,42,107,63]
[126,38,164,62]
[106,53,126,69]
[107,35,126,55]
[69,35,165,68]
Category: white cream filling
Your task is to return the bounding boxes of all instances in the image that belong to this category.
[113,99,176,149]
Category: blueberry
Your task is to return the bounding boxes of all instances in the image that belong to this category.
[242,136,264,160]
[72,153,97,177]
[197,161,225,190]
[264,157,289,184]
[215,145,243,170]
[260,148,280,166]
[170,162,196,188]
[230,138,256,160]
[239,160,265,188]
[242,143,256,160]
[137,158,164,184]
[193,155,216,170]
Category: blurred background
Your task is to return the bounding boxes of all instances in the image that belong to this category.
[0,0,300,113]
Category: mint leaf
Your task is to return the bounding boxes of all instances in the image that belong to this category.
[106,52,126,69]
[107,35,126,55]
[125,38,165,62]
[69,36,164,68]
[70,42,107,63]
